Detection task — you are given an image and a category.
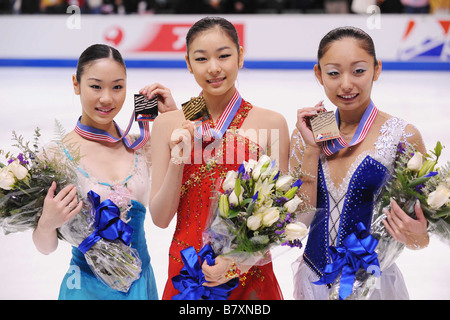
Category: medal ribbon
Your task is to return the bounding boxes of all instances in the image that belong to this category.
[194,90,242,140]
[75,111,150,150]
[322,101,378,156]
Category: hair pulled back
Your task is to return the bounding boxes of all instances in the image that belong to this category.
[76,44,126,83]
[186,17,240,55]
[317,26,378,69]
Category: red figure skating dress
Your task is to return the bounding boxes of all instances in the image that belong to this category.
[162,99,283,300]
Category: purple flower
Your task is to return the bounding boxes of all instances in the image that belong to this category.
[414,184,424,194]
[292,179,303,189]
[424,171,438,178]
[274,196,289,206]
[7,153,29,166]
[272,170,280,181]
[17,153,29,165]
[252,191,259,203]
[238,163,245,176]
[281,239,303,249]
[242,172,250,180]
[397,142,406,154]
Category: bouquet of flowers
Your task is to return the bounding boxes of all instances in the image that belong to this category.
[0,127,142,292]
[204,155,310,265]
[172,155,312,299]
[329,141,450,300]
[0,128,72,234]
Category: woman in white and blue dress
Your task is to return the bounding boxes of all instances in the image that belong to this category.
[32,44,176,299]
[289,27,430,300]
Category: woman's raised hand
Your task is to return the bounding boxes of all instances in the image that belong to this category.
[295,101,325,149]
[139,82,177,113]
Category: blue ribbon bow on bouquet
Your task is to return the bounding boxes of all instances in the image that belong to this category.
[314,222,381,300]
[78,190,134,254]
[171,245,239,300]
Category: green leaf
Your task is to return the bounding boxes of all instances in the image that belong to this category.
[241,198,253,207]
[407,176,431,188]
[246,200,256,215]
[228,208,240,219]
[434,206,450,219]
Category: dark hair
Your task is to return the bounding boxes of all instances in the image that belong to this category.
[76,44,126,83]
[317,26,378,69]
[186,17,240,55]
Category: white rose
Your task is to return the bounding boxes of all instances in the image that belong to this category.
[407,152,423,172]
[261,207,280,227]
[222,170,238,191]
[0,167,15,190]
[252,155,271,180]
[427,184,450,210]
[275,175,294,192]
[284,222,308,241]
[228,189,243,207]
[7,160,28,180]
[247,214,262,231]
[283,195,303,213]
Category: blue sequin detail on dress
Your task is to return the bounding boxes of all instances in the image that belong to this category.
[304,155,389,285]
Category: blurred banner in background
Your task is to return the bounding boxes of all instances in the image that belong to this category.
[0,14,449,70]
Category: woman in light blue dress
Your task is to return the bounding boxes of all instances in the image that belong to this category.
[32,44,176,299]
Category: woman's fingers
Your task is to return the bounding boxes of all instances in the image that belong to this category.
[383,199,429,248]
[62,185,79,208]
[139,82,177,112]
[66,200,83,221]
[45,181,57,199]
[53,184,74,201]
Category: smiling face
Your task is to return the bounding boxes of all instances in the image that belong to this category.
[73,58,126,130]
[315,37,381,112]
[185,26,244,100]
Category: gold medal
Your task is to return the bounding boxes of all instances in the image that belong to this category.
[182,96,211,122]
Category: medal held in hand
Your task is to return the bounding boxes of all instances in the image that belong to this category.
[134,94,158,121]
[310,110,340,143]
[182,96,211,122]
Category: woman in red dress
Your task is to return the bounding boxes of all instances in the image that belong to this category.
[148,17,289,300]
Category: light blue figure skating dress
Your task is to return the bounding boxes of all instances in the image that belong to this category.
[56,145,158,300]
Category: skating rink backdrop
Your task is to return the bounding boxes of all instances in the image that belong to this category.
[0,13,449,299]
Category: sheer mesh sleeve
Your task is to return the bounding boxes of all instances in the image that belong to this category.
[289,128,306,176]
